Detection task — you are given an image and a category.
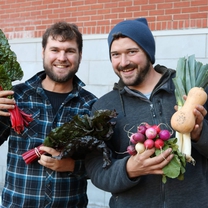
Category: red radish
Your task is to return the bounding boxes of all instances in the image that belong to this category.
[154,139,164,149]
[144,139,154,149]
[135,142,145,154]
[145,127,157,139]
[137,125,146,134]
[127,145,137,155]
[144,122,152,129]
[132,132,145,143]
[130,134,137,144]
[159,130,171,141]
[152,125,161,133]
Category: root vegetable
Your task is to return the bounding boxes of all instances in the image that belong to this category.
[152,125,161,133]
[171,86,207,165]
[135,142,145,154]
[171,87,207,133]
[154,139,164,149]
[145,127,157,139]
[159,130,171,141]
[132,132,145,143]
[127,145,137,155]
[144,139,154,149]
[137,125,147,134]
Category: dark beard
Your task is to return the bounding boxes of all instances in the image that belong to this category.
[118,61,150,86]
[43,62,79,83]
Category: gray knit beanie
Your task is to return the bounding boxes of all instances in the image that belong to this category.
[108,18,155,64]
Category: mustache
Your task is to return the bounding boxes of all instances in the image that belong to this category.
[117,63,137,71]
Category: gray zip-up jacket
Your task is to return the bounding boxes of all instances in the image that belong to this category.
[85,65,208,208]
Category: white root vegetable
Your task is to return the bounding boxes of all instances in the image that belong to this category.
[135,142,145,154]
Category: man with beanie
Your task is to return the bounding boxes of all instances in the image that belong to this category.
[85,18,208,207]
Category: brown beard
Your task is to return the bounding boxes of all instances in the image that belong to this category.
[43,59,80,83]
[117,60,151,87]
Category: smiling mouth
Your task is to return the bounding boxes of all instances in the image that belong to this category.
[55,65,69,68]
[122,68,134,72]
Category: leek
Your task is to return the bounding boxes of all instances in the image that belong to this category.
[173,54,208,164]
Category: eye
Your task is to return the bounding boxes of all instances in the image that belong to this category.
[51,48,58,52]
[66,49,76,54]
[128,50,137,55]
[111,52,119,58]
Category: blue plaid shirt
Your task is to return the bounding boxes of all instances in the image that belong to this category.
[0,71,97,208]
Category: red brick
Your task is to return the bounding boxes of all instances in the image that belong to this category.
[157,3,173,9]
[174,13,190,20]
[149,9,165,16]
[174,1,190,8]
[71,0,85,6]
[191,0,208,6]
[104,2,118,8]
[199,5,208,12]
[141,4,156,11]
[157,15,172,21]
[78,5,91,11]
[190,12,207,19]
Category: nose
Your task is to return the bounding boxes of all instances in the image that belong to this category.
[120,53,130,67]
[58,51,67,61]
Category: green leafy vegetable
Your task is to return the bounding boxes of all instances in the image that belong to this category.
[0,29,23,92]
[172,55,208,164]
[0,29,33,134]
[155,138,186,183]
[23,109,117,168]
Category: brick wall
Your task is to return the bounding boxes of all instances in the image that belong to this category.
[0,0,207,39]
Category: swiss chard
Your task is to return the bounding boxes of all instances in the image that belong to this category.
[22,109,117,168]
[0,29,33,133]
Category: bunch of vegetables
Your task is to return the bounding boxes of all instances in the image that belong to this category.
[0,29,33,134]
[126,123,186,183]
[22,109,117,169]
[170,55,208,164]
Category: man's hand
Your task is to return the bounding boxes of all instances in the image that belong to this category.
[38,146,75,172]
[0,90,15,116]
[191,104,207,142]
[126,148,173,178]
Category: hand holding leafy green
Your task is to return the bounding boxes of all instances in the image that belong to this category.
[155,138,186,183]
[0,29,33,134]
[22,109,117,168]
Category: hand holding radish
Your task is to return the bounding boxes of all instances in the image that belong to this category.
[126,147,173,178]
[126,123,172,156]
[124,122,186,183]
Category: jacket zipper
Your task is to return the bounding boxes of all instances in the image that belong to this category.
[150,103,166,208]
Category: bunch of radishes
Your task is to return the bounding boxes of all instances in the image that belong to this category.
[127,123,172,155]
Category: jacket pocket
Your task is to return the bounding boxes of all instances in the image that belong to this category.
[16,108,40,139]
